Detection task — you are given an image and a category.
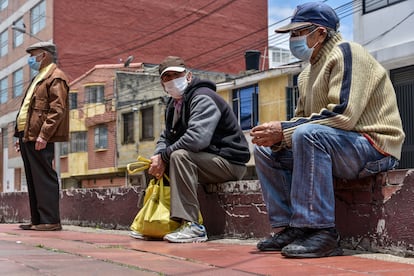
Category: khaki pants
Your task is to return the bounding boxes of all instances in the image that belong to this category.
[169,149,246,223]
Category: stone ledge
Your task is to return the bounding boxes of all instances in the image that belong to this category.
[334,169,414,257]
[0,169,413,257]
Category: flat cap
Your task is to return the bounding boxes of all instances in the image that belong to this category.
[159,56,186,77]
[26,41,57,55]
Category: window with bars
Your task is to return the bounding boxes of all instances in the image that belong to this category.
[122,112,135,144]
[94,125,108,149]
[286,86,300,120]
[60,142,69,156]
[69,92,78,110]
[232,85,259,130]
[85,85,104,104]
[391,64,414,169]
[141,107,154,140]
[70,132,87,153]
[31,0,46,35]
[286,74,299,120]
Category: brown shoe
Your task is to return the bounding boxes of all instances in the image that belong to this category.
[33,223,62,231]
[19,224,36,230]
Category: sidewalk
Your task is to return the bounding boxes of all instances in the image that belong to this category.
[1,224,414,275]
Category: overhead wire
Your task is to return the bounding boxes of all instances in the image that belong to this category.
[57,0,221,62]
[194,0,357,70]
[3,0,410,104]
[59,0,238,68]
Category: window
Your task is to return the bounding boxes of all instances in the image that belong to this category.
[363,0,405,13]
[141,107,153,140]
[271,47,296,66]
[70,131,87,152]
[0,0,8,11]
[286,74,299,120]
[94,125,108,149]
[30,68,38,80]
[31,0,46,35]
[13,18,24,48]
[85,85,104,104]
[232,85,259,130]
[0,30,7,57]
[60,142,69,156]
[69,92,78,110]
[122,112,134,144]
[286,88,299,120]
[0,77,7,104]
[13,68,23,98]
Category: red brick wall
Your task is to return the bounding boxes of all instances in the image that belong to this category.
[60,156,68,173]
[82,177,126,188]
[53,0,268,80]
[87,120,117,170]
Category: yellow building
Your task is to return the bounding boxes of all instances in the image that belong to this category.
[216,64,303,170]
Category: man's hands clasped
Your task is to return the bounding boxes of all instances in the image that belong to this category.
[250,121,283,147]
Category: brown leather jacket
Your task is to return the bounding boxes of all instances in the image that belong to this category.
[14,64,70,142]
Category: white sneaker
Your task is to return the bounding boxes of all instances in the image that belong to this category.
[163,222,208,243]
[129,230,145,240]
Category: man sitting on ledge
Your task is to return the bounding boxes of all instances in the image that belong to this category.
[250,1,405,258]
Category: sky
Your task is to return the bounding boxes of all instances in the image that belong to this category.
[268,0,354,48]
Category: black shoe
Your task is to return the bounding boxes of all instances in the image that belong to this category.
[19,224,36,230]
[33,223,62,231]
[257,227,307,251]
[281,228,343,258]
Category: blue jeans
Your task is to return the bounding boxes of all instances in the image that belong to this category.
[254,124,398,229]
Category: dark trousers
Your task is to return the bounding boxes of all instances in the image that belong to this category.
[19,135,60,224]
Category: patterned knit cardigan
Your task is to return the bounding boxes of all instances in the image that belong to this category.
[281,33,405,159]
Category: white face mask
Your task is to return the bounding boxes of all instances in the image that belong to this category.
[163,75,189,99]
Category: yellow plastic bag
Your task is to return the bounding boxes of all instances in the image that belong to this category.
[128,156,203,238]
[127,156,151,175]
[130,175,180,238]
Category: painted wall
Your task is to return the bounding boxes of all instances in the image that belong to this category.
[353,0,414,70]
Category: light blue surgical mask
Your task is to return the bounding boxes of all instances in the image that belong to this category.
[289,29,318,61]
[27,53,43,71]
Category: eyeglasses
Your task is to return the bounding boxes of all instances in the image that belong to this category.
[290,25,318,37]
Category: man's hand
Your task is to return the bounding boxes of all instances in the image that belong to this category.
[250,121,283,147]
[149,154,166,179]
[35,136,47,151]
[14,140,20,152]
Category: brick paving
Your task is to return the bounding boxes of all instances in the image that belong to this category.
[1,223,413,275]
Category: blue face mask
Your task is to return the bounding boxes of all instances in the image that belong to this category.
[289,29,318,61]
[27,54,43,71]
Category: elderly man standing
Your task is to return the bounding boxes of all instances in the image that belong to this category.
[14,42,70,231]
[251,2,405,258]
[130,56,250,243]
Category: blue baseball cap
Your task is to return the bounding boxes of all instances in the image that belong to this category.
[275,2,340,33]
